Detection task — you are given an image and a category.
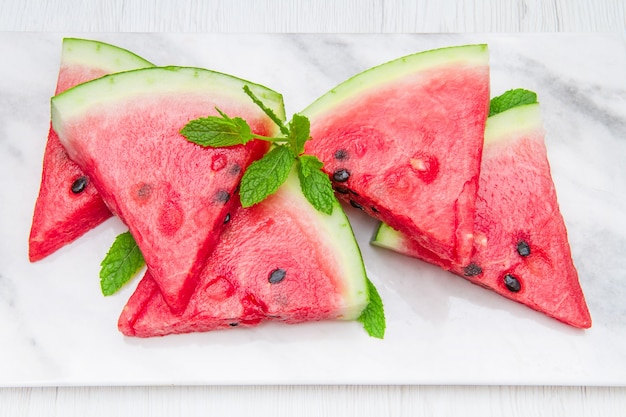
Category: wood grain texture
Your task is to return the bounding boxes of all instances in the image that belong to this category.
[1,1,625,416]
[1,0,625,32]
[1,385,626,416]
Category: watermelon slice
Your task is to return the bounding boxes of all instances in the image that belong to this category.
[301,44,490,266]
[29,38,153,262]
[373,103,592,328]
[51,67,284,313]
[118,166,370,337]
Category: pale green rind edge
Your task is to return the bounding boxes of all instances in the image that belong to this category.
[370,221,404,251]
[61,38,155,71]
[280,169,370,320]
[300,44,489,120]
[51,66,286,139]
[484,102,543,145]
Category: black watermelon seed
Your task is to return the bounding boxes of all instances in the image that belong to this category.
[228,164,242,175]
[334,149,349,160]
[229,322,239,327]
[503,274,521,292]
[370,206,379,213]
[350,200,364,210]
[268,268,287,284]
[71,176,89,194]
[516,240,531,257]
[463,263,483,277]
[215,190,230,203]
[223,213,231,224]
[334,186,350,194]
[333,169,350,183]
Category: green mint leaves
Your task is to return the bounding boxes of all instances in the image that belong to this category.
[298,155,336,215]
[100,231,145,296]
[358,278,386,339]
[240,145,295,207]
[489,88,538,116]
[181,86,337,215]
[180,109,254,147]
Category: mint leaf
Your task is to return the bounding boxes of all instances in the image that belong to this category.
[181,89,333,215]
[489,88,538,116]
[100,231,145,296]
[180,111,253,147]
[243,85,288,136]
[240,145,295,207]
[358,278,386,339]
[288,114,310,155]
[298,155,336,215]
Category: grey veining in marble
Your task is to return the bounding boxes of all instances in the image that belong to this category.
[1,33,626,387]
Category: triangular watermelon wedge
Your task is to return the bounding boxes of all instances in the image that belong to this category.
[372,103,591,328]
[29,38,154,262]
[51,67,284,313]
[301,45,490,266]
[118,167,370,337]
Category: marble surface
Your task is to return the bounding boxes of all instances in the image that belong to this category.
[1,32,626,387]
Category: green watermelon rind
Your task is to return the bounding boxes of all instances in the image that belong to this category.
[51,66,286,134]
[279,166,370,319]
[60,38,154,72]
[301,44,489,120]
[484,102,543,145]
[371,221,404,251]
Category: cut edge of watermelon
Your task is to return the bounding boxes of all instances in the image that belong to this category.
[302,44,489,121]
[60,38,154,75]
[277,166,371,320]
[51,66,286,134]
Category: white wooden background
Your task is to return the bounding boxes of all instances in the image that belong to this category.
[1,1,625,416]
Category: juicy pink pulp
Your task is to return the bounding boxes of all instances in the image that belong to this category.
[29,65,116,262]
[119,181,350,337]
[59,96,273,313]
[305,65,490,266]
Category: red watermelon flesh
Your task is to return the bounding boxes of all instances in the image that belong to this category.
[118,167,370,337]
[372,103,591,328]
[301,45,490,266]
[29,38,153,262]
[51,66,284,313]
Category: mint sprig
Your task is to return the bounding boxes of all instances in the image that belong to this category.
[180,86,337,215]
[180,109,254,147]
[358,278,386,339]
[100,231,145,296]
[489,88,538,116]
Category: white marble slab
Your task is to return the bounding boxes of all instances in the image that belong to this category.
[1,33,625,387]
